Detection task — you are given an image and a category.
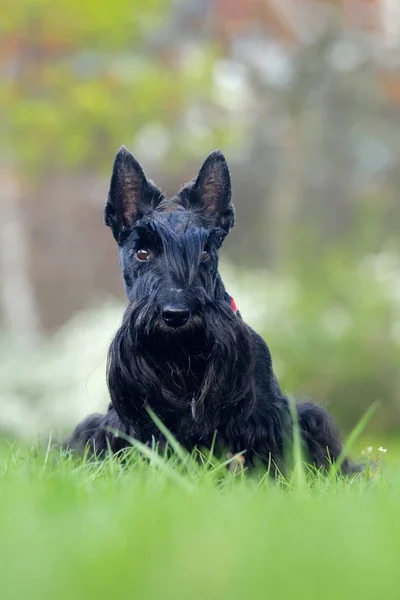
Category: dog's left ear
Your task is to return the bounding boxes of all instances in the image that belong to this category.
[193,150,235,232]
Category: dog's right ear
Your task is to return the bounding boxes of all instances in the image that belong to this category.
[104,146,163,243]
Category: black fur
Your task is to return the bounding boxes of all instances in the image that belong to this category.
[67,147,357,475]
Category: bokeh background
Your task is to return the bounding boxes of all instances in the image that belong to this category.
[1,0,400,444]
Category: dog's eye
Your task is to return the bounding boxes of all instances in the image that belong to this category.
[200,250,208,262]
[136,249,150,261]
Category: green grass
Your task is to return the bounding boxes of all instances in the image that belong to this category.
[1,438,400,600]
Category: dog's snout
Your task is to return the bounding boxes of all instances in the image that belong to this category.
[162,305,190,328]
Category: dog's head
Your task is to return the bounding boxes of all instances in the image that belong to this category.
[104,146,235,341]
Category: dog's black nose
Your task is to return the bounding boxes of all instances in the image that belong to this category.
[162,305,190,328]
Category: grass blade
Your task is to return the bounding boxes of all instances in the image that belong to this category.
[145,406,197,469]
[329,401,379,478]
[105,427,194,492]
[287,395,307,491]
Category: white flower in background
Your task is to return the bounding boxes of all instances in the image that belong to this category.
[378,446,387,453]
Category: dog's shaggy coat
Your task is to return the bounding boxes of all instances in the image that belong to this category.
[67,148,356,474]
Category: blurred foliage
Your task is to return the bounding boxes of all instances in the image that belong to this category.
[225,249,400,434]
[2,1,400,437]
[0,0,224,174]
[0,303,121,438]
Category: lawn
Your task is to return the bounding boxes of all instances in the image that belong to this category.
[1,437,400,600]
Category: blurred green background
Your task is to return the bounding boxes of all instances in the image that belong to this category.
[1,0,400,442]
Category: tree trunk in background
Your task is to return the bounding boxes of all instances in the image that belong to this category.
[0,168,40,343]
[268,118,302,272]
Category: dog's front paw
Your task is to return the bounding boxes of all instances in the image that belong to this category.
[227,452,246,473]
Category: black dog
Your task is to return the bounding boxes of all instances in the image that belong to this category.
[67,147,356,475]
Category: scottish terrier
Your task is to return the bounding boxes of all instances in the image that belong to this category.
[67,147,356,475]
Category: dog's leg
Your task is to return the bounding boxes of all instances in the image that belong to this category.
[64,406,133,456]
[296,401,360,474]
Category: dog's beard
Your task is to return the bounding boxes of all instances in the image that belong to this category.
[106,298,256,426]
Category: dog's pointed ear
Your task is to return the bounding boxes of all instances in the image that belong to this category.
[104,146,163,242]
[193,150,235,232]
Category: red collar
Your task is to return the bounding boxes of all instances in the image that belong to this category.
[229,295,238,313]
